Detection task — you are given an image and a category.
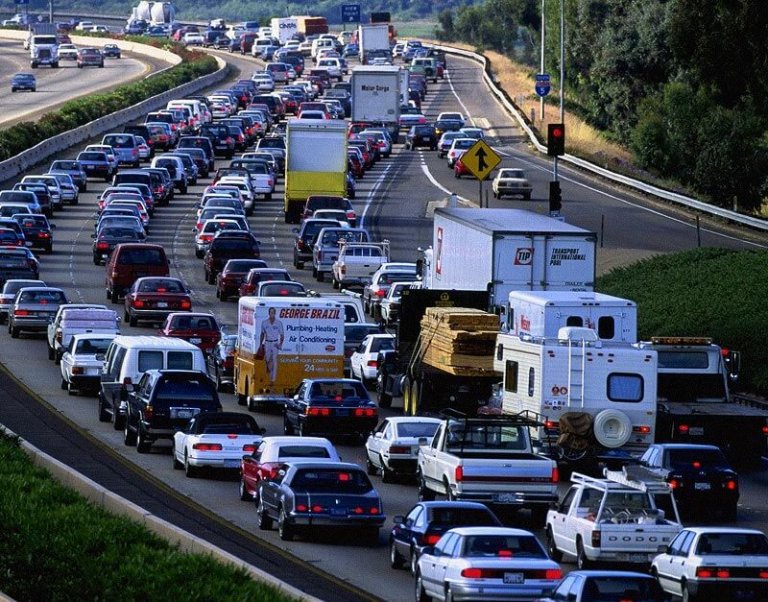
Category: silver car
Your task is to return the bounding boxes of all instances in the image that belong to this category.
[0,279,45,324]
[8,286,68,338]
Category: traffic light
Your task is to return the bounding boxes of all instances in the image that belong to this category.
[547,123,565,156]
[549,181,562,213]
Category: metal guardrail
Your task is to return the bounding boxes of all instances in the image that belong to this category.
[429,42,768,234]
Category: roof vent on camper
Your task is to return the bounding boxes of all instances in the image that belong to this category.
[557,326,600,344]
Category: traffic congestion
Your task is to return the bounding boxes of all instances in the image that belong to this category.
[2,15,768,602]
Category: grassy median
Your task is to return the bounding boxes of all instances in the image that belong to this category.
[0,431,298,602]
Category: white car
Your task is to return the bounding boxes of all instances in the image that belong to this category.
[183,32,205,46]
[172,411,265,478]
[365,416,441,482]
[652,527,768,602]
[436,111,466,126]
[60,333,116,395]
[59,43,78,60]
[492,168,533,200]
[216,176,255,213]
[350,333,396,388]
[316,57,343,80]
[415,527,562,602]
[379,281,417,326]
[251,72,275,92]
[446,138,477,168]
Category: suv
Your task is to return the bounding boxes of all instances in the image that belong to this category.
[105,243,170,303]
[102,133,141,167]
[203,232,261,284]
[200,124,235,159]
[123,369,222,453]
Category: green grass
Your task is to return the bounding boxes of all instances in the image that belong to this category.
[597,248,768,394]
[393,20,439,40]
[0,432,298,602]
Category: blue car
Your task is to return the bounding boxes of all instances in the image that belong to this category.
[11,73,36,92]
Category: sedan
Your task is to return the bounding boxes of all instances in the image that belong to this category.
[379,281,417,326]
[349,333,396,388]
[76,151,115,181]
[282,378,378,440]
[492,168,533,200]
[123,277,191,326]
[446,138,478,168]
[14,214,55,254]
[652,527,768,601]
[365,416,441,482]
[238,268,291,298]
[102,43,121,58]
[0,278,45,324]
[390,501,503,575]
[206,334,237,392]
[215,258,268,301]
[239,435,340,501]
[538,571,670,602]
[415,527,562,602]
[158,312,221,355]
[256,461,385,543]
[406,125,438,150]
[9,286,69,338]
[172,412,264,478]
[59,334,116,395]
[11,73,36,92]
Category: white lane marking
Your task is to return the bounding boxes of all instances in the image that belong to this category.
[420,162,452,196]
[360,164,394,230]
[445,69,475,127]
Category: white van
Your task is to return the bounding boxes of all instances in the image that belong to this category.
[167,99,205,128]
[98,336,206,429]
[252,37,275,57]
[311,37,335,60]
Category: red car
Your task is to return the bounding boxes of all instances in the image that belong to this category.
[158,312,221,354]
[123,277,191,326]
[453,156,475,179]
[347,153,364,179]
[215,258,268,301]
[238,268,291,297]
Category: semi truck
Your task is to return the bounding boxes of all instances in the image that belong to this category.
[419,208,598,313]
[271,17,297,45]
[294,15,329,36]
[283,119,348,224]
[358,23,390,64]
[234,297,345,412]
[350,65,401,141]
[28,25,59,68]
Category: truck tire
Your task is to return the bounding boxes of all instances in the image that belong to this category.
[377,375,392,408]
[546,527,563,562]
[417,471,435,501]
[576,537,593,570]
[593,409,632,448]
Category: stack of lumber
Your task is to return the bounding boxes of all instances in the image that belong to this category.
[419,308,499,375]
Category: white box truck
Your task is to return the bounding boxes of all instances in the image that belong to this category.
[358,23,390,63]
[350,65,401,141]
[271,17,297,44]
[420,208,597,311]
[506,290,637,343]
[234,297,345,411]
[398,67,410,106]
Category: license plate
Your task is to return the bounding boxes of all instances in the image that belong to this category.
[330,507,346,516]
[493,493,518,504]
[695,482,712,490]
[503,573,523,584]
[630,553,648,562]
[336,409,349,417]
[156,302,168,308]
[224,459,240,468]
[420,137,430,142]
[190,337,202,344]
[688,426,705,436]
[170,407,198,420]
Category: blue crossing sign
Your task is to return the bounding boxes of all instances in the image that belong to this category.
[535,73,551,97]
[341,4,361,23]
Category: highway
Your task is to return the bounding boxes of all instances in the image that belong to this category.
[0,46,767,602]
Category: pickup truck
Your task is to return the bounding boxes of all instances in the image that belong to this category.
[545,467,683,570]
[331,241,390,290]
[312,227,369,283]
[46,304,118,363]
[416,412,559,526]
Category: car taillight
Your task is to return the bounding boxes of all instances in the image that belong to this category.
[144,405,154,420]
[678,424,689,434]
[591,530,601,547]
[375,289,386,298]
[72,367,84,375]
[551,466,559,483]
[242,444,257,453]
[193,443,223,451]
[295,504,309,512]
[199,234,213,243]
[13,309,30,316]
[461,568,494,579]
[180,299,192,310]
[353,408,376,417]
[132,299,144,308]
[242,284,254,295]
[421,533,441,546]
[762,425,768,435]
[454,466,463,482]
[725,479,738,490]
[307,407,331,416]
[38,232,50,238]
[632,425,651,434]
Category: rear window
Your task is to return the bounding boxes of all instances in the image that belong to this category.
[137,350,195,372]
[428,507,497,526]
[138,279,184,293]
[278,446,332,459]
[463,535,545,559]
[154,379,216,402]
[116,248,166,266]
[0,256,29,267]
[309,381,367,400]
[291,468,372,494]
[19,290,66,304]
[214,240,254,252]
[200,416,258,434]
[104,135,135,148]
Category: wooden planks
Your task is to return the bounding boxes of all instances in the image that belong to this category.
[420,307,499,374]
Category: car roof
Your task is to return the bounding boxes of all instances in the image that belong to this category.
[384,416,442,425]
[679,527,766,536]
[649,443,722,451]
[446,527,534,536]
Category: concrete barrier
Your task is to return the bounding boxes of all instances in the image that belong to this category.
[2,425,320,602]
[0,33,230,183]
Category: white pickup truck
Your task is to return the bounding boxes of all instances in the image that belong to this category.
[47,305,120,364]
[545,466,683,570]
[331,241,390,289]
[416,413,559,526]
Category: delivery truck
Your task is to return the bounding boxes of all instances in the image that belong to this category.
[294,15,328,36]
[358,23,390,64]
[283,118,348,224]
[419,208,598,312]
[271,17,297,45]
[234,297,345,411]
[350,65,401,141]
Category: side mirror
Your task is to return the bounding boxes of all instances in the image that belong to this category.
[374,432,383,438]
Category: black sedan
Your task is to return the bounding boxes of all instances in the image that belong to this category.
[538,571,670,602]
[92,226,144,265]
[406,125,438,150]
[638,443,739,520]
[256,461,385,544]
[13,214,54,254]
[389,501,503,575]
[283,378,378,440]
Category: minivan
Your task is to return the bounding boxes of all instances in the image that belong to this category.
[105,243,169,303]
[98,335,206,429]
[102,133,141,167]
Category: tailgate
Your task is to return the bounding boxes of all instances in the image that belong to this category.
[457,457,557,495]
[600,523,679,556]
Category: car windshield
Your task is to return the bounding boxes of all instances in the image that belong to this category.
[696,532,768,555]
[290,468,372,494]
[446,423,528,451]
[463,535,545,558]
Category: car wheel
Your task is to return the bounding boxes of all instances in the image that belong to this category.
[10,325,19,338]
[257,498,273,530]
[415,571,430,602]
[123,309,130,323]
[444,479,455,501]
[184,451,199,477]
[110,289,120,304]
[381,456,395,483]
[417,472,435,502]
[48,344,55,361]
[129,314,137,327]
[546,527,563,562]
[296,261,304,270]
[60,377,67,390]
[366,457,378,476]
[278,507,294,541]
[444,585,454,602]
[98,397,111,423]
[317,271,324,283]
[239,478,252,501]
[576,538,593,570]
[681,580,694,602]
[136,426,151,454]
[283,416,294,435]
[298,421,310,437]
[389,539,405,569]
[207,271,215,285]
[123,420,137,446]
[726,501,738,521]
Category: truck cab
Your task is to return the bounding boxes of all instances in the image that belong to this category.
[331,240,390,289]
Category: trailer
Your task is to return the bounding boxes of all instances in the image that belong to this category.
[350,65,401,141]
